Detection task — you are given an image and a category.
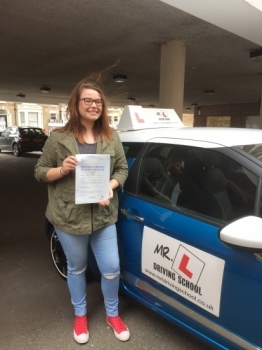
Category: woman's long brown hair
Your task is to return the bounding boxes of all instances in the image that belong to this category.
[59,77,113,144]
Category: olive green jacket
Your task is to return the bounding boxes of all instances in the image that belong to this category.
[34,129,128,235]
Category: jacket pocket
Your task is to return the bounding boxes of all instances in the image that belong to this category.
[98,199,118,226]
[58,144,72,162]
[56,192,81,225]
[100,202,113,217]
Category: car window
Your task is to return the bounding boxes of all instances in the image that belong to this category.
[33,128,45,135]
[21,128,45,136]
[0,128,8,136]
[123,142,144,159]
[237,143,262,162]
[1,127,12,136]
[10,127,17,134]
[136,144,257,224]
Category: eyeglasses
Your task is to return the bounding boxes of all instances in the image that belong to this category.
[79,98,103,106]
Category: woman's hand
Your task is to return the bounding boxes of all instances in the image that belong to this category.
[61,155,78,175]
[46,155,78,181]
[97,186,114,207]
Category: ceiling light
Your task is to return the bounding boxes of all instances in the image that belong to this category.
[40,86,51,93]
[113,74,127,83]
[16,93,25,98]
[204,89,215,95]
[250,48,262,62]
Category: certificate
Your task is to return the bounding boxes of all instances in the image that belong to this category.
[75,154,110,204]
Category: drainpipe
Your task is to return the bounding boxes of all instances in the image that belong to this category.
[14,102,17,125]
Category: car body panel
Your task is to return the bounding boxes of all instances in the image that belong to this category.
[117,192,262,349]
[113,107,262,349]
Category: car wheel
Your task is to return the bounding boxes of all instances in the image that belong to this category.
[13,144,22,156]
[48,225,93,281]
[50,229,68,280]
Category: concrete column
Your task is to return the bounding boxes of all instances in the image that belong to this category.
[259,91,262,129]
[159,40,186,119]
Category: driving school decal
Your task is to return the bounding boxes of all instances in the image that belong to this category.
[142,227,225,316]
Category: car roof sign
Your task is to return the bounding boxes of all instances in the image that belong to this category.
[117,105,184,131]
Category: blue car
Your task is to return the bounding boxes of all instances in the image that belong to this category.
[46,106,262,349]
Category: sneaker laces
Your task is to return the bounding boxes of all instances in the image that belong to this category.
[74,316,87,335]
[108,316,127,333]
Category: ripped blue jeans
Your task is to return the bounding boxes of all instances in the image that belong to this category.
[55,224,120,317]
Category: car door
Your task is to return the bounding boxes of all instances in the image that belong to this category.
[4,127,19,151]
[117,141,262,349]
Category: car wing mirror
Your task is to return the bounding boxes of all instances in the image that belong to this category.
[219,216,262,252]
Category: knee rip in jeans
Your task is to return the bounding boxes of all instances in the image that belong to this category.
[72,265,87,275]
[103,271,120,280]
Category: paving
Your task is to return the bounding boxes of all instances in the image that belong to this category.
[0,151,212,350]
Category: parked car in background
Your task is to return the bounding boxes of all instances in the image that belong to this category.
[0,126,48,156]
[45,106,262,350]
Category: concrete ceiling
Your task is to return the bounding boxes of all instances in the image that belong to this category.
[1,0,262,112]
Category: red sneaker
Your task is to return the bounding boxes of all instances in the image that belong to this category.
[106,316,130,341]
[73,315,89,344]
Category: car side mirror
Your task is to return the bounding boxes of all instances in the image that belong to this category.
[219,216,262,252]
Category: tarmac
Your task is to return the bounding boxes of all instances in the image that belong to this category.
[0,151,212,350]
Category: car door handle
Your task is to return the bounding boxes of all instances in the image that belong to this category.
[120,209,144,222]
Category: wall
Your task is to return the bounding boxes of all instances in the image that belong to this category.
[193,102,260,127]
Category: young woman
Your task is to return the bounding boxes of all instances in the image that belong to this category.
[34,77,129,344]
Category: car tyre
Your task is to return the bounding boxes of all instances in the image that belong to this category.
[48,224,93,282]
[13,143,22,156]
[50,229,68,280]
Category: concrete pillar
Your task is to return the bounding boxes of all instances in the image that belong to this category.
[259,91,262,129]
[159,40,186,119]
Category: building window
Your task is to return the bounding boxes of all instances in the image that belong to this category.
[28,112,39,126]
[207,116,231,127]
[0,110,7,131]
[17,104,42,127]
[19,111,40,126]
[19,112,26,126]
[246,116,259,129]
